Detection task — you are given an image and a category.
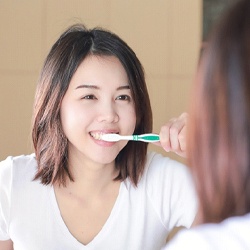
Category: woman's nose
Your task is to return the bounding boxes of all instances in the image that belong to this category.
[96,102,119,123]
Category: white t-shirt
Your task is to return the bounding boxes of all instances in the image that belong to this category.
[0,152,197,250]
[163,213,250,250]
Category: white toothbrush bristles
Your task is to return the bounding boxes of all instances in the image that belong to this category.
[100,134,120,142]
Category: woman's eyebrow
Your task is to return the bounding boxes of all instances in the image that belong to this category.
[75,84,130,90]
[117,85,130,90]
[75,84,99,90]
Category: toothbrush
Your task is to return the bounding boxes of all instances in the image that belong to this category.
[100,133,160,143]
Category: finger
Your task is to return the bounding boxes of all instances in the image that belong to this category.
[173,126,187,158]
[178,126,186,152]
[160,119,176,152]
[169,119,185,151]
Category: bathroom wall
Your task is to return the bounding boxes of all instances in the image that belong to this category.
[0,0,202,163]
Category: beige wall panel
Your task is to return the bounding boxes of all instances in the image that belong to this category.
[109,0,172,77]
[168,77,194,115]
[0,76,36,159]
[146,75,193,128]
[169,1,201,76]
[45,0,111,52]
[146,78,173,129]
[0,1,44,72]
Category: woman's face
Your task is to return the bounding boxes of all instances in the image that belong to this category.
[60,55,136,166]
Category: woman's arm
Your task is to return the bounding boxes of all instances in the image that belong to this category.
[0,240,13,250]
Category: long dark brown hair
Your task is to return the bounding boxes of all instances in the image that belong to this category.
[32,24,152,186]
[188,0,250,223]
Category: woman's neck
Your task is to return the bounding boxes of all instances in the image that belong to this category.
[63,153,119,197]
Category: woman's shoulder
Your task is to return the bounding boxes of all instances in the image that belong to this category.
[0,153,37,182]
[200,213,250,245]
[0,153,36,169]
[0,153,36,163]
[144,151,192,182]
[193,213,250,239]
[164,213,250,250]
[141,151,195,203]
[136,152,197,230]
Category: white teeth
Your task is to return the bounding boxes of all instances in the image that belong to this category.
[90,132,103,140]
[90,132,116,140]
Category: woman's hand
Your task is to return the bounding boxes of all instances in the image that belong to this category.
[155,112,188,158]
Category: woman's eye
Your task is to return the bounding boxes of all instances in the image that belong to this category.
[82,95,97,100]
[116,95,131,101]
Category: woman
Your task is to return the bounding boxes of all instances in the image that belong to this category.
[0,24,197,249]
[164,0,250,249]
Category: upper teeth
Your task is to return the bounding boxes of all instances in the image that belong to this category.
[90,132,116,140]
[90,132,103,140]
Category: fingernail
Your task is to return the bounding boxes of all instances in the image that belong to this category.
[164,147,170,152]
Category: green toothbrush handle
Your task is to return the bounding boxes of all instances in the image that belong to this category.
[134,134,160,142]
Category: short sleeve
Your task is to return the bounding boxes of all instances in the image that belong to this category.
[0,156,13,240]
[162,229,211,250]
[165,158,197,229]
[145,152,198,231]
